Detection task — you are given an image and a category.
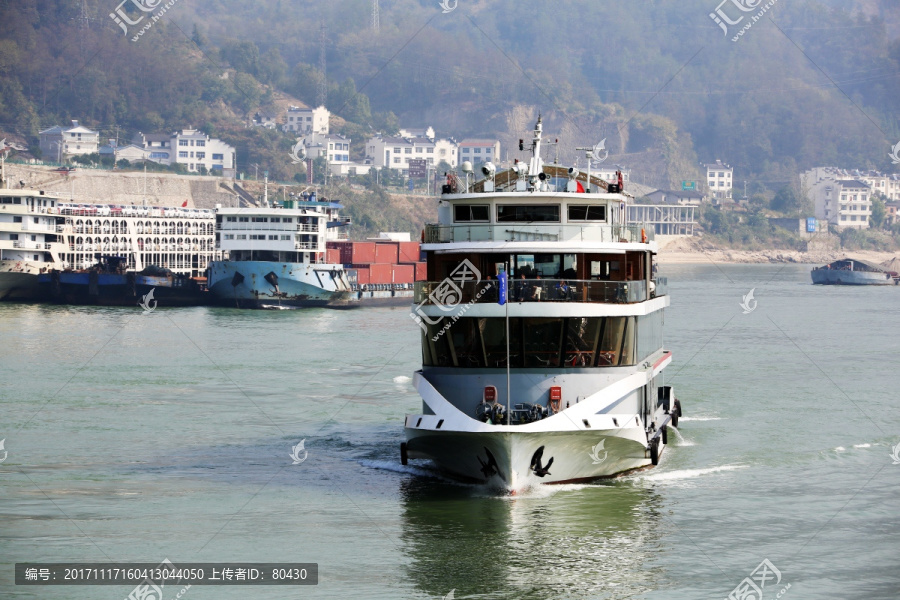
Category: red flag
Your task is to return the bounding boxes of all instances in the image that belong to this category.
[576,181,585,193]
[182,200,188,207]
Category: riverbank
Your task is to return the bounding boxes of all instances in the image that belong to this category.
[657,237,898,265]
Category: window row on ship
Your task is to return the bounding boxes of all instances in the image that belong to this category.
[422,313,664,369]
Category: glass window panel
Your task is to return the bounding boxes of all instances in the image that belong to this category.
[523,318,564,367]
[480,317,522,367]
[598,317,625,366]
[448,318,484,367]
[620,317,636,366]
[568,205,607,221]
[563,318,602,367]
[497,205,560,222]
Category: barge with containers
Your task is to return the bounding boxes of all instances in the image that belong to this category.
[401,116,682,492]
[327,234,426,306]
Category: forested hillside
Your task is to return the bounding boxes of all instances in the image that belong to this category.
[2,0,900,190]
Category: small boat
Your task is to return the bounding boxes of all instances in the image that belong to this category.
[811,258,895,285]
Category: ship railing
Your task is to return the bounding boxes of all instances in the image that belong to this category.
[295,242,318,250]
[414,278,655,305]
[12,241,43,250]
[423,223,653,244]
[297,223,318,232]
[651,277,667,297]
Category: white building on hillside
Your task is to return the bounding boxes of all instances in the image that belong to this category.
[458,139,500,168]
[801,167,871,229]
[285,105,329,135]
[39,121,100,160]
[171,129,236,176]
[366,132,458,173]
[301,133,350,163]
[705,159,732,201]
[132,133,173,164]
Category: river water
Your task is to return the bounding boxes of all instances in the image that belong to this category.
[1,264,898,599]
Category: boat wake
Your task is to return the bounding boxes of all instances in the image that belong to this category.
[679,416,721,422]
[358,458,448,480]
[635,464,746,483]
[666,426,695,447]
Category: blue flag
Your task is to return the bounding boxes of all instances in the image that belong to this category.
[497,272,508,305]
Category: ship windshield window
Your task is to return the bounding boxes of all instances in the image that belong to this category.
[563,318,601,367]
[568,205,606,222]
[422,317,639,368]
[454,204,490,222]
[497,205,560,222]
[523,318,563,367]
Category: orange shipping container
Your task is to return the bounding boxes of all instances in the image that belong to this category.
[374,242,399,264]
[415,262,427,281]
[353,267,370,285]
[368,263,393,284]
[398,242,420,263]
[349,242,377,264]
[326,248,341,264]
[392,264,415,284]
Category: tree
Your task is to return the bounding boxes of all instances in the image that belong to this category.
[190,24,207,49]
[771,186,800,214]
[870,196,886,229]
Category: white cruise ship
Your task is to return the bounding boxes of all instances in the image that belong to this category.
[0,188,67,300]
[402,117,682,492]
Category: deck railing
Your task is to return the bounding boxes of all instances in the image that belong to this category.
[423,223,653,244]
[414,278,662,305]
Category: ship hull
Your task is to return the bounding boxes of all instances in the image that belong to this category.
[404,426,661,489]
[207,260,355,308]
[38,271,207,306]
[0,269,42,300]
[811,268,893,285]
[403,362,674,492]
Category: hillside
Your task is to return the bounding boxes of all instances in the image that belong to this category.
[2,0,900,192]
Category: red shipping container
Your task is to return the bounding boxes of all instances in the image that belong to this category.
[350,242,376,264]
[326,248,341,264]
[392,264,415,284]
[374,242,399,264]
[368,263,393,284]
[326,241,350,249]
[353,267,370,285]
[415,262,427,281]
[398,242,420,263]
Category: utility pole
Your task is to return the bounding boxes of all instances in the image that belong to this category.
[317,22,327,109]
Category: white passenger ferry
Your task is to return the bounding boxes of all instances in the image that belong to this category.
[402,117,682,491]
[0,188,67,300]
[0,151,217,302]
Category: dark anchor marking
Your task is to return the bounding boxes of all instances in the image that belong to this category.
[530,446,554,477]
[477,447,505,481]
